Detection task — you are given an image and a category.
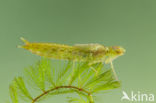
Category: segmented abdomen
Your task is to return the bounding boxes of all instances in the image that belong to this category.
[22,42,90,61]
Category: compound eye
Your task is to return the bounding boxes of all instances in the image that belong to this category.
[113,46,125,55]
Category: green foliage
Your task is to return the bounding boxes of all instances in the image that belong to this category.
[9,82,18,103]
[8,59,120,103]
[14,77,32,101]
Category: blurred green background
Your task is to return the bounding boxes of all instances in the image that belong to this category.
[0,0,156,103]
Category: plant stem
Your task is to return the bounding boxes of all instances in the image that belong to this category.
[32,86,93,103]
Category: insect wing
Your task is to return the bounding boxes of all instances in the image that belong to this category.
[74,44,105,52]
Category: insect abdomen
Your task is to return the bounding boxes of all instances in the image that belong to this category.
[22,42,75,59]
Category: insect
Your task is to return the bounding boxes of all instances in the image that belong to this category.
[18,37,125,80]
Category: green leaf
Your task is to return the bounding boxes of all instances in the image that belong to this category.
[45,60,56,87]
[15,77,32,100]
[8,58,121,103]
[57,61,72,85]
[9,83,18,103]
[84,69,114,88]
[68,97,87,103]
[78,63,104,88]
[93,81,121,92]
[69,62,89,85]
[25,59,49,91]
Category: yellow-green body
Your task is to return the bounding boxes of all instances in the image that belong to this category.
[19,38,125,64]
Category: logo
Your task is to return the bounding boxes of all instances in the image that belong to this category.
[121,91,155,102]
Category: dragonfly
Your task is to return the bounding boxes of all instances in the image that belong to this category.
[18,37,125,80]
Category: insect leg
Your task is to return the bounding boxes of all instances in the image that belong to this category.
[88,62,99,76]
[110,61,118,81]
